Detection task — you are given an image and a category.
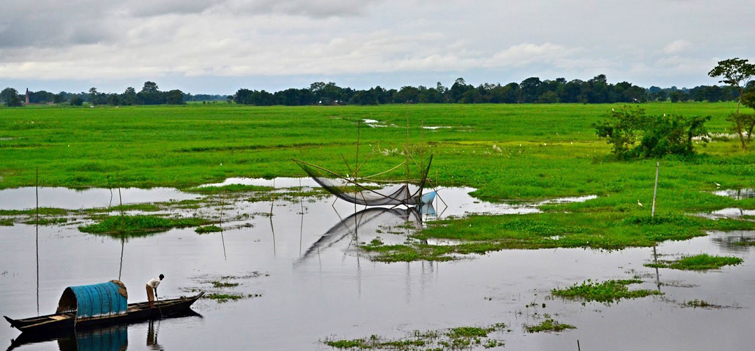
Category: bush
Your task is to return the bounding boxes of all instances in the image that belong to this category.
[592,106,710,159]
[70,97,84,106]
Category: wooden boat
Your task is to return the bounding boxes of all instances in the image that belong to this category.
[6,311,202,351]
[4,281,203,334]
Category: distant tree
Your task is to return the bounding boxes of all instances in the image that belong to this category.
[107,94,120,106]
[121,87,136,105]
[709,58,755,113]
[70,97,84,106]
[166,90,185,105]
[1,88,23,107]
[709,58,755,150]
[520,77,542,103]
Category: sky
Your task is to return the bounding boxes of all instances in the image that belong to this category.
[1,0,753,95]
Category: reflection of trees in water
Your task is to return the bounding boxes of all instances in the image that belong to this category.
[295,206,426,265]
[711,233,755,253]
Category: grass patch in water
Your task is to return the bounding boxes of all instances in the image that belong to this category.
[209,281,240,288]
[184,184,274,194]
[323,323,506,350]
[682,299,723,309]
[366,211,755,262]
[0,208,70,216]
[0,218,13,226]
[644,254,743,271]
[203,293,261,303]
[195,225,223,234]
[524,315,576,333]
[552,279,662,304]
[23,217,68,226]
[78,215,210,236]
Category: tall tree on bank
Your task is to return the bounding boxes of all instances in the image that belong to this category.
[709,58,755,150]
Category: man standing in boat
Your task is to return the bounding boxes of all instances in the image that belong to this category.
[146,274,164,308]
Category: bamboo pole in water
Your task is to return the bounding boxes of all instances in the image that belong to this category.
[118,184,125,281]
[35,167,39,316]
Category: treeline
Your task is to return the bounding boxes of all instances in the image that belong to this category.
[1,75,750,107]
[233,75,747,106]
[0,81,230,107]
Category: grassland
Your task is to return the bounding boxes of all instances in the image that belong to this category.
[3,103,755,256]
[645,254,744,271]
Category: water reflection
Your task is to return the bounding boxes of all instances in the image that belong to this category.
[7,312,201,351]
[296,206,427,265]
[710,230,755,253]
[713,188,755,200]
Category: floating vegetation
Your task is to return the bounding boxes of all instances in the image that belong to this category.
[524,315,576,333]
[209,281,239,288]
[552,279,662,304]
[78,215,210,236]
[23,217,68,226]
[645,254,743,271]
[682,299,724,309]
[195,225,223,234]
[323,323,507,350]
[0,218,13,226]
[202,293,261,303]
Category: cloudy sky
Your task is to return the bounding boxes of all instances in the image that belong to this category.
[1,0,753,94]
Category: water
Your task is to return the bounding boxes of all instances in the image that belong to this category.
[1,182,753,350]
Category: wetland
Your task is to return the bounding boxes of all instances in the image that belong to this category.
[2,103,755,350]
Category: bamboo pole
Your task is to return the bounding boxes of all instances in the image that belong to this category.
[652,161,660,217]
[35,167,39,316]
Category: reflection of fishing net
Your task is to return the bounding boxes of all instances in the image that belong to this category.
[293,155,432,206]
[296,207,422,264]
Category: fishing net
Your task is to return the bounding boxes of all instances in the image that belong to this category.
[293,155,432,206]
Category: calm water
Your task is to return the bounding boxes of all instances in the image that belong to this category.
[1,181,754,350]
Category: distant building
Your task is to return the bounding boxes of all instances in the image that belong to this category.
[25,89,29,105]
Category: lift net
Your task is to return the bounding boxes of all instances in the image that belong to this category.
[293,155,432,207]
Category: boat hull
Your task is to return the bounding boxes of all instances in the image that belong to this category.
[4,292,203,334]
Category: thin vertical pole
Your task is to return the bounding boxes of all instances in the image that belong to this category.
[118,185,125,281]
[651,161,659,217]
[220,190,227,261]
[35,167,39,316]
[651,161,661,290]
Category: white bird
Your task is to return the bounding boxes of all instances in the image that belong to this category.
[637,199,643,207]
[715,182,721,188]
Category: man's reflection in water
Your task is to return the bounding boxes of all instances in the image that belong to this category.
[147,320,164,351]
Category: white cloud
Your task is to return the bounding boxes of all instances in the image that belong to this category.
[664,40,692,54]
[1,0,754,90]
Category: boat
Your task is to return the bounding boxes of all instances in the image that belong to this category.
[4,280,203,334]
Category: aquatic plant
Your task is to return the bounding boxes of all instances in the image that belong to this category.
[645,254,743,271]
[524,315,576,333]
[78,215,210,236]
[552,279,662,304]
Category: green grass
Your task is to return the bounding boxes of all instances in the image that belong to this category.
[645,254,743,271]
[3,103,755,256]
[682,299,723,309]
[552,279,663,304]
[0,218,13,226]
[202,293,247,303]
[524,315,576,333]
[208,281,239,288]
[195,225,223,234]
[323,323,507,350]
[78,215,210,236]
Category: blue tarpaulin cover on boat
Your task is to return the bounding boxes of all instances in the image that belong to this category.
[56,282,128,319]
